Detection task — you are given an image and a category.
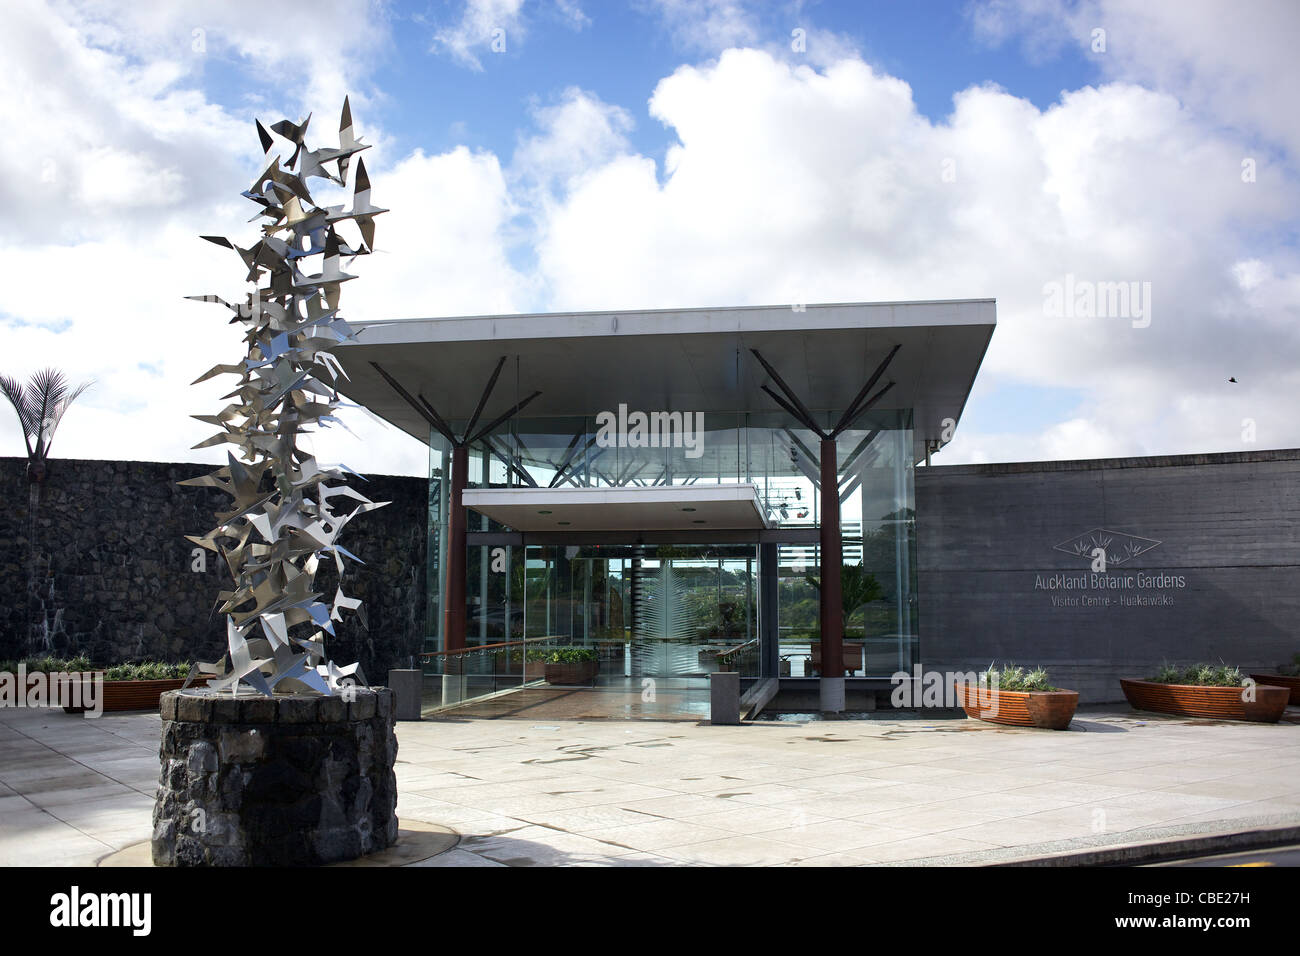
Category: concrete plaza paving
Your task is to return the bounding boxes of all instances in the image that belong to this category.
[1,705,1298,866]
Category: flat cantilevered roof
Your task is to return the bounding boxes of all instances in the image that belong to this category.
[463,483,770,532]
[334,299,995,462]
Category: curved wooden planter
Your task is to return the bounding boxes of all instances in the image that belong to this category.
[544,660,598,686]
[1248,674,1300,706]
[953,683,1078,730]
[1120,678,1290,723]
[63,676,212,714]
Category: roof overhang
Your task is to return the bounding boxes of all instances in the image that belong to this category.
[334,299,995,463]
[462,483,770,532]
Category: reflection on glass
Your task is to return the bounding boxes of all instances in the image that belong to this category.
[427,405,917,692]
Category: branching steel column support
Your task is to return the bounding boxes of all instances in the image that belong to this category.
[371,357,541,656]
[749,343,900,713]
[819,438,844,692]
[445,444,469,652]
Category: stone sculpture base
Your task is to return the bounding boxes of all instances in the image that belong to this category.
[152,687,398,866]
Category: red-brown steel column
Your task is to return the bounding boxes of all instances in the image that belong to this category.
[819,438,843,677]
[443,444,468,652]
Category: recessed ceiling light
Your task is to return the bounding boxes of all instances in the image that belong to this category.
[692,520,706,524]
[558,521,571,526]
[537,510,552,515]
[681,507,696,512]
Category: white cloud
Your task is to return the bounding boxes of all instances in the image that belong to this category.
[432,0,527,71]
[4,0,1298,482]
[968,0,1300,161]
[516,48,1300,462]
[644,0,760,53]
[641,0,862,69]
[0,0,427,476]
[351,146,534,322]
[513,88,636,191]
[553,0,591,30]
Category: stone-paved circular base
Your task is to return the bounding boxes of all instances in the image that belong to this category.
[101,820,458,867]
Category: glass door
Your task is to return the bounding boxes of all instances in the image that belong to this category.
[629,545,758,680]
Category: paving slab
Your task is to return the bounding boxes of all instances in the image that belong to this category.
[1,704,1298,866]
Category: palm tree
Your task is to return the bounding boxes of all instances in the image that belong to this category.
[805,562,884,634]
[1,368,92,655]
[1,367,93,483]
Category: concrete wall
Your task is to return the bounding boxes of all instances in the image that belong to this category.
[0,457,427,678]
[916,449,1300,702]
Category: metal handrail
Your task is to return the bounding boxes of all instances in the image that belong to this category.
[419,635,556,662]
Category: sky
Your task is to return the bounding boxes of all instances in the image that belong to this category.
[2,0,1297,478]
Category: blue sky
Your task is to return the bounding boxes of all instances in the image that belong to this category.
[190,2,1101,168]
[2,0,1297,476]
[363,1,1099,158]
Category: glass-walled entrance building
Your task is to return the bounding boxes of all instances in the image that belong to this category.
[480,543,761,679]
[418,408,922,717]
[335,300,995,716]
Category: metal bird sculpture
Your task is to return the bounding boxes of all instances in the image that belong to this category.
[183,98,388,697]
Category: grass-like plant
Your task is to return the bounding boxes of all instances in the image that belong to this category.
[542,647,598,664]
[0,657,192,681]
[0,654,93,673]
[978,662,1058,692]
[1275,653,1300,678]
[102,661,194,681]
[1150,662,1244,687]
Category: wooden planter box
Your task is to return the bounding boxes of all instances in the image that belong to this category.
[1248,674,1300,706]
[544,660,598,685]
[1121,678,1290,723]
[808,642,865,677]
[63,676,212,714]
[521,660,547,681]
[953,682,1078,730]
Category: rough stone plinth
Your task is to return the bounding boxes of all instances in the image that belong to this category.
[152,687,398,866]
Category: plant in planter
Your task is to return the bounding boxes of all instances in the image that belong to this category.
[0,656,215,714]
[953,663,1079,730]
[507,647,550,681]
[1121,662,1290,722]
[542,647,599,685]
[805,562,882,676]
[1248,653,1300,706]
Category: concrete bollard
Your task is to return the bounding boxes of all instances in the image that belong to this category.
[387,669,424,721]
[710,671,740,725]
[820,676,845,714]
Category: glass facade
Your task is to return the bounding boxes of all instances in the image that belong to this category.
[424,405,918,699]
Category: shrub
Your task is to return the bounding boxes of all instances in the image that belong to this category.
[978,662,1058,692]
[543,647,598,664]
[1150,662,1244,687]
[0,657,193,680]
[102,661,193,682]
[1276,653,1300,678]
[0,655,93,673]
